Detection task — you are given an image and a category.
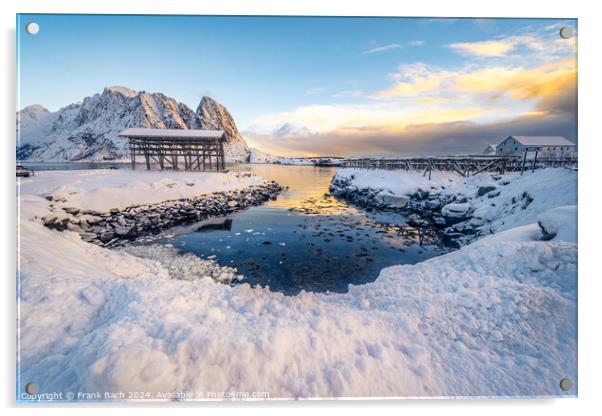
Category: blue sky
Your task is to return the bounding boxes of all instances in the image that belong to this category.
[17,14,577,156]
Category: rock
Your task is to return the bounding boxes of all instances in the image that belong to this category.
[441,203,471,219]
[487,190,501,198]
[98,230,116,243]
[63,207,80,215]
[43,182,283,247]
[79,232,98,243]
[425,199,442,210]
[44,217,69,231]
[408,218,429,228]
[537,205,577,242]
[114,225,138,240]
[433,215,447,226]
[441,232,466,249]
[477,186,497,197]
[82,214,103,225]
[79,219,92,231]
[377,194,410,208]
[66,222,81,232]
[467,217,486,228]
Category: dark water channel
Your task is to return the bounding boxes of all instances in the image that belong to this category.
[151,165,442,295]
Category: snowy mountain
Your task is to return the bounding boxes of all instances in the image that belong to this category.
[248,147,278,163]
[272,122,315,138]
[16,86,250,162]
[196,96,250,164]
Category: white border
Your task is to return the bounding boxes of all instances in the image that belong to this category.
[2,0,601,415]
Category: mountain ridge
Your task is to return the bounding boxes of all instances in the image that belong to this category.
[16,86,250,162]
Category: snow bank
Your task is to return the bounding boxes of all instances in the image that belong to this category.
[538,206,577,243]
[441,202,471,218]
[334,167,577,234]
[20,169,267,212]
[248,148,277,164]
[17,168,577,400]
[336,168,455,197]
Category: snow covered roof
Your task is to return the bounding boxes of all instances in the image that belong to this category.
[119,128,224,139]
[508,136,575,147]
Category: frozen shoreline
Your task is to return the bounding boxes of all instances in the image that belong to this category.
[17,168,577,400]
[330,168,577,247]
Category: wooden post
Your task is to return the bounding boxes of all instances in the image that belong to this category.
[220,140,226,171]
[144,145,151,170]
[183,145,189,170]
[532,149,539,173]
[130,141,136,170]
[520,150,528,175]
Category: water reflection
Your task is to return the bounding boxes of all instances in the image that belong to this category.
[152,164,443,295]
[231,165,345,214]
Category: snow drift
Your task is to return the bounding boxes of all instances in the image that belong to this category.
[17,168,577,400]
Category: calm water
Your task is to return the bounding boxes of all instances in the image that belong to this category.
[30,161,441,294]
[22,161,131,171]
[151,165,441,294]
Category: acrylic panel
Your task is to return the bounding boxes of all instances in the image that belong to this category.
[16,14,578,402]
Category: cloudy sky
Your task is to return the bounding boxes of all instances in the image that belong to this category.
[18,15,577,156]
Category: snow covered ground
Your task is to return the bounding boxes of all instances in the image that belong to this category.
[17,167,577,400]
[20,169,267,212]
[333,167,577,236]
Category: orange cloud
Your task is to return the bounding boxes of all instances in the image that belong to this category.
[415,97,451,104]
[449,40,515,57]
[453,58,576,101]
[377,63,451,98]
[377,58,576,107]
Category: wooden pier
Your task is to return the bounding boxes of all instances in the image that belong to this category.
[119,128,226,171]
[341,155,577,178]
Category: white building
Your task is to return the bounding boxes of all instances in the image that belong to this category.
[483,144,497,155]
[495,136,576,159]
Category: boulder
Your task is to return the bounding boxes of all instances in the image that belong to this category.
[43,217,69,231]
[79,232,98,243]
[114,225,138,240]
[433,215,447,226]
[441,203,471,219]
[477,186,497,197]
[377,194,410,208]
[537,205,577,242]
[98,230,116,243]
[441,232,466,249]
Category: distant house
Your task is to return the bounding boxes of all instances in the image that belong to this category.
[495,136,576,159]
[483,144,497,155]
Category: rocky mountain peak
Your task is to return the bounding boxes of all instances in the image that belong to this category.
[197,97,240,139]
[196,96,250,160]
[17,87,250,163]
[103,86,138,97]
[17,104,50,120]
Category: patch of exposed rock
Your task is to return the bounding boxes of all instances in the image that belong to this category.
[329,174,533,249]
[43,181,283,247]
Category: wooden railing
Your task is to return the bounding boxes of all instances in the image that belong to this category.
[341,155,578,177]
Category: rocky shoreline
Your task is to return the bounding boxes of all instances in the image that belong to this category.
[329,173,531,248]
[43,181,284,247]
